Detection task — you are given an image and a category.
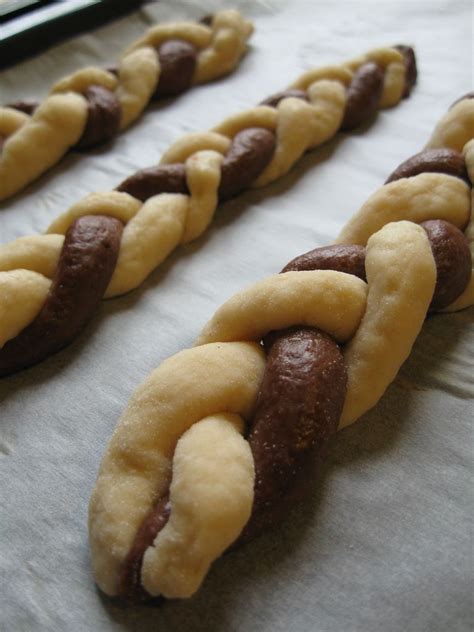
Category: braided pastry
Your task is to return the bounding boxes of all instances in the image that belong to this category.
[88,93,473,602]
[0,10,253,201]
[0,45,416,376]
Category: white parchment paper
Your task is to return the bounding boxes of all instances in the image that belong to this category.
[1,1,472,630]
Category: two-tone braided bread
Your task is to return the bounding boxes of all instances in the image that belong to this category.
[88,93,472,602]
[0,10,253,200]
[0,45,417,376]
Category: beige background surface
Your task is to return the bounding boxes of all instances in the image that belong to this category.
[0,1,472,630]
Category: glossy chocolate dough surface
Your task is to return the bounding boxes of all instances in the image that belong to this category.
[239,327,347,543]
[218,127,276,200]
[117,163,188,202]
[421,220,472,311]
[76,85,122,149]
[385,148,469,184]
[153,39,197,98]
[340,62,384,131]
[117,496,170,604]
[0,215,123,377]
[284,244,367,280]
[395,45,417,97]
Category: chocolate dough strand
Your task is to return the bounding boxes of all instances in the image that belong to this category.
[117,164,188,202]
[385,148,469,184]
[394,45,417,97]
[117,127,277,203]
[218,128,277,201]
[152,40,198,98]
[240,328,347,543]
[240,245,367,543]
[76,85,122,149]
[117,496,170,604]
[421,220,472,310]
[340,62,384,131]
[0,216,122,376]
[283,244,367,279]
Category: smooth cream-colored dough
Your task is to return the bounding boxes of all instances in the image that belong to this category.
[290,65,353,90]
[252,98,318,186]
[378,61,405,108]
[124,22,212,55]
[141,414,254,598]
[194,11,254,84]
[105,193,188,297]
[0,93,88,201]
[89,341,265,596]
[254,82,346,186]
[47,191,142,234]
[197,270,368,346]
[51,67,118,94]
[181,150,223,243]
[425,99,474,152]
[116,47,160,130]
[213,106,278,138]
[336,173,471,245]
[0,270,51,347]
[304,80,347,149]
[344,46,403,72]
[0,234,63,278]
[106,152,223,296]
[160,131,231,165]
[339,222,436,428]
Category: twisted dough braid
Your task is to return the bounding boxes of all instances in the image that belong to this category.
[0,45,416,376]
[88,94,473,602]
[0,10,253,200]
